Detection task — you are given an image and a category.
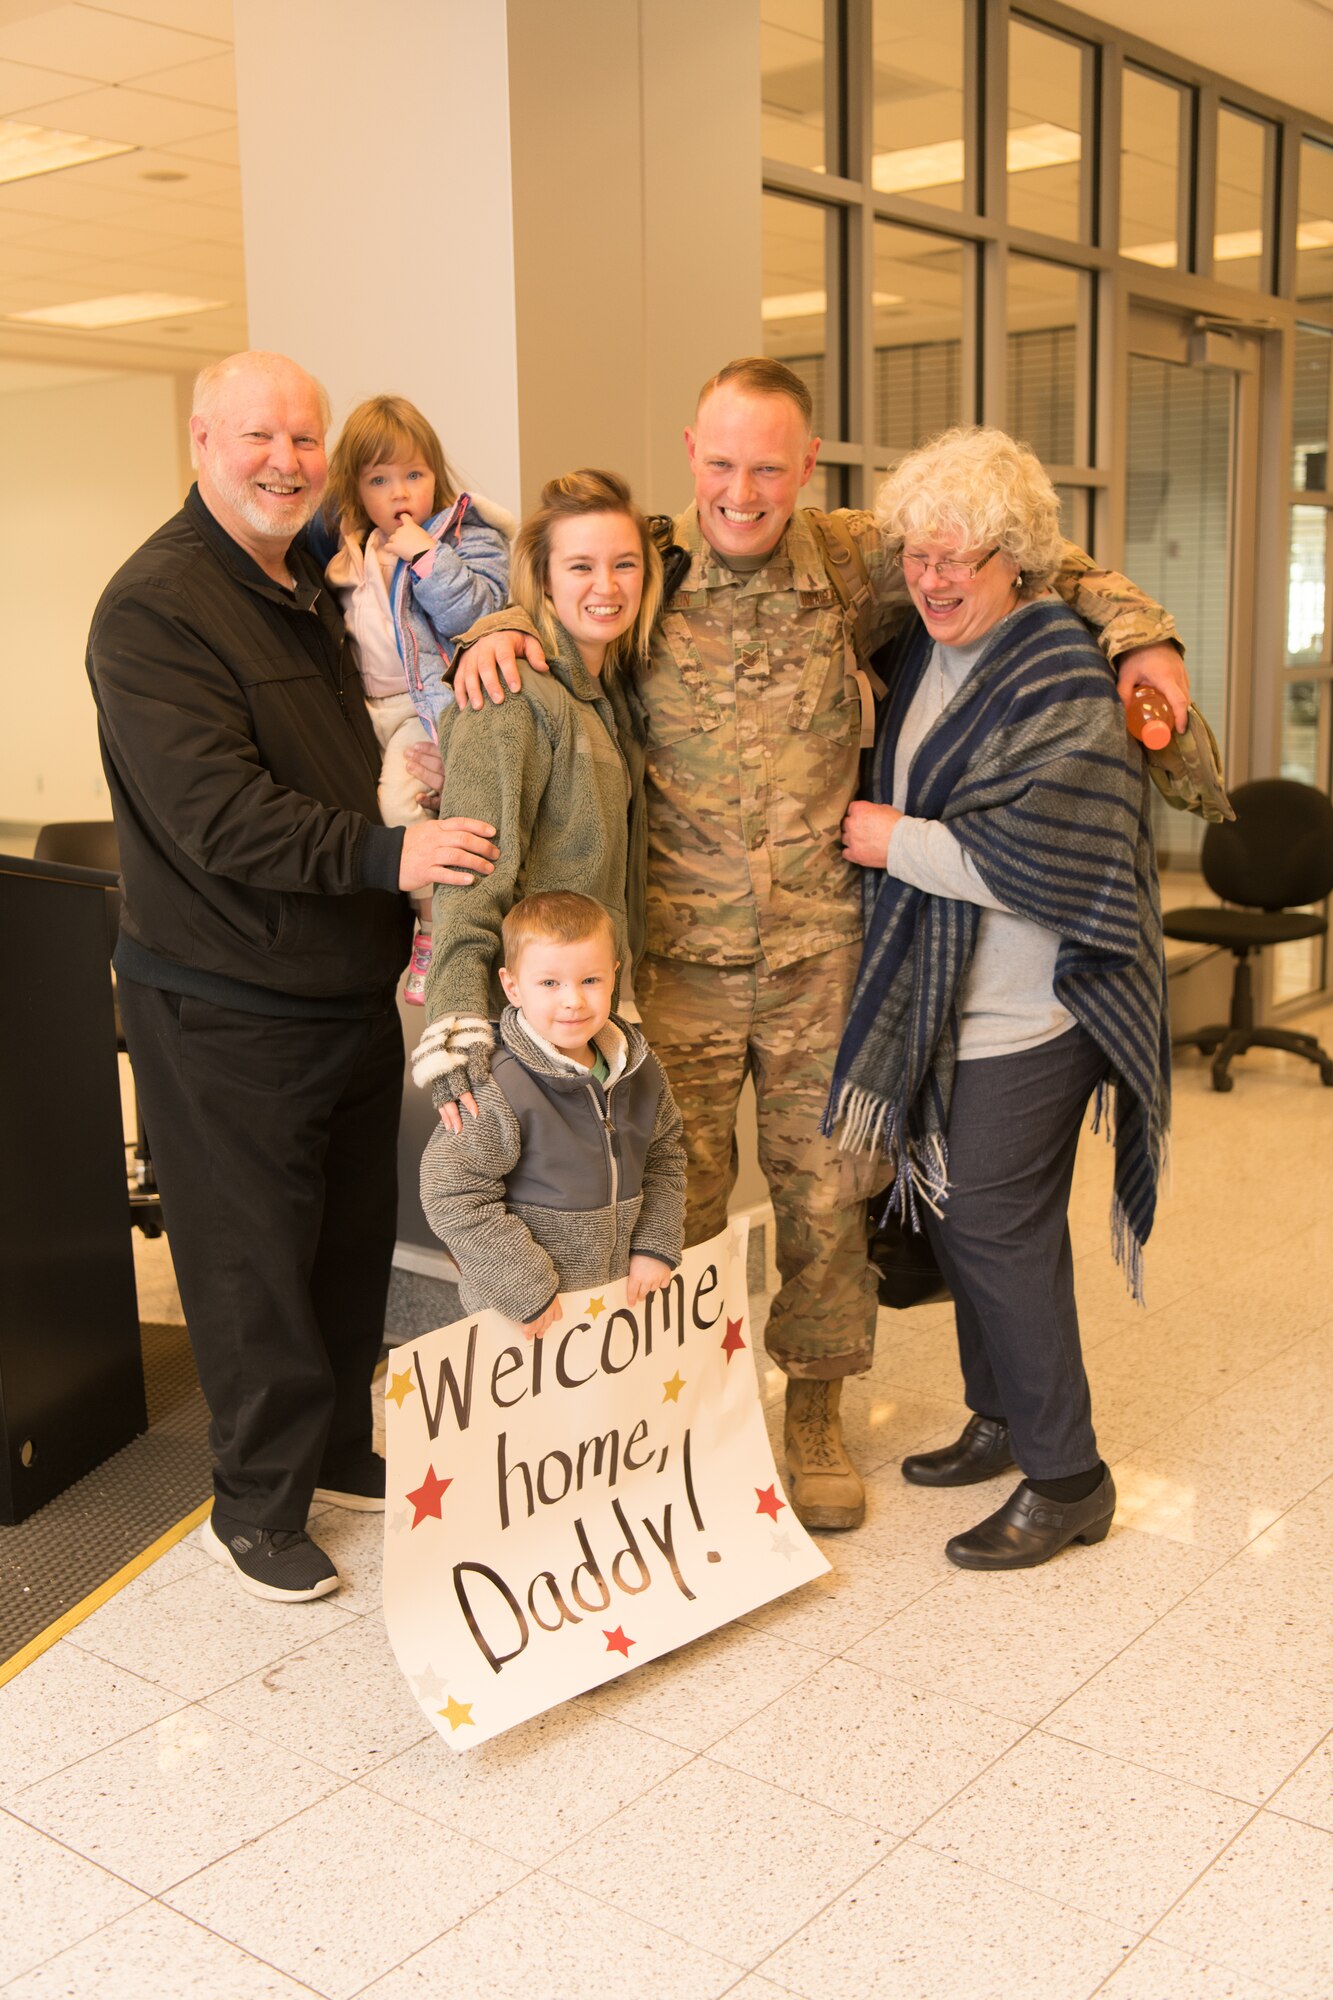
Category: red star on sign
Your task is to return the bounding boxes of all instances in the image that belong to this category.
[720,1317,746,1362]
[406,1463,452,1527]
[756,1484,786,1521]
[604,1626,635,1658]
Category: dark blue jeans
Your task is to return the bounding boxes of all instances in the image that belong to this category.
[922,1025,1108,1481]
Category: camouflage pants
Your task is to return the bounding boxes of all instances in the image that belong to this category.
[635,946,879,1378]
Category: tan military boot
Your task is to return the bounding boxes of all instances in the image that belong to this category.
[784,1378,865,1530]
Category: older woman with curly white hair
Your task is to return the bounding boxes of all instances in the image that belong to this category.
[826,426,1170,1571]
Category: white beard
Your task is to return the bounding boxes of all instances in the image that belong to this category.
[210,465,320,540]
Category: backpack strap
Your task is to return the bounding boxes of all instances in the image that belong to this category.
[805,507,884,747]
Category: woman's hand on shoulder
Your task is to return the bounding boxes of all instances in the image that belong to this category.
[842,799,902,868]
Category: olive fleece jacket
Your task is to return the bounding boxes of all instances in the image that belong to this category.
[420,1006,687,1323]
[420,623,647,1045]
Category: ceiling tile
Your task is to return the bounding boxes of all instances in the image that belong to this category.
[134,49,233,110]
[35,214,180,256]
[16,83,233,144]
[0,55,103,114]
[0,172,129,218]
[88,0,234,42]
[0,6,224,84]
[36,137,230,192]
[157,122,235,164]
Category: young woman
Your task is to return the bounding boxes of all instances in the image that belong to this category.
[412,467,662,1114]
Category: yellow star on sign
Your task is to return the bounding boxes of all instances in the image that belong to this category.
[587,1295,607,1320]
[662,1372,685,1403]
[385,1370,415,1409]
[439,1696,474,1731]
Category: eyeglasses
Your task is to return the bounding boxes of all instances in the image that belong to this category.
[901,547,1000,583]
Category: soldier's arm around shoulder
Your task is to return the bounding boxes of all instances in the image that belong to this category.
[1050,542,1183,665]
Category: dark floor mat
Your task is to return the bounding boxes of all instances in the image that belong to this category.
[0,1321,211,1667]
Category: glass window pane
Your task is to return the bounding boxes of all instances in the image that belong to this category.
[1292,327,1331,491]
[1007,19,1086,241]
[1054,484,1089,548]
[802,463,845,512]
[1281,679,1322,784]
[872,0,965,212]
[1120,68,1183,269]
[763,192,835,436]
[873,223,965,452]
[1126,353,1235,871]
[1007,256,1083,465]
[761,1,828,173]
[1214,106,1271,292]
[1297,137,1333,312]
[1287,506,1328,665]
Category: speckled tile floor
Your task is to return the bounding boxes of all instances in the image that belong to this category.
[1,1005,1330,1998]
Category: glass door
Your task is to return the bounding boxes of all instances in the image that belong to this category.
[1123,304,1260,876]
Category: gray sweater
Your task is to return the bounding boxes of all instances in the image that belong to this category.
[419,1006,687,1323]
[888,621,1074,1059]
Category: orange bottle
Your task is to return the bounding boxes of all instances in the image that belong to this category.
[1125,685,1173,751]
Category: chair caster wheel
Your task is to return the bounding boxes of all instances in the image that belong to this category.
[1197,1039,1219,1056]
[1211,1070,1234,1093]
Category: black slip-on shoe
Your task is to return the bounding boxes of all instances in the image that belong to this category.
[902,1415,1016,1487]
[202,1513,340,1601]
[313,1450,386,1512]
[945,1469,1116,1571]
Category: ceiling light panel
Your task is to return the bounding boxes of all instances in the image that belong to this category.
[6,290,226,327]
[0,119,136,184]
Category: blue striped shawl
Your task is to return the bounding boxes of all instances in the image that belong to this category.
[824,599,1171,1298]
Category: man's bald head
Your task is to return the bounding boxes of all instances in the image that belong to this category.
[189,350,330,566]
[190,351,330,467]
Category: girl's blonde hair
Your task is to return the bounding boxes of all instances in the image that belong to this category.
[510,469,663,675]
[324,394,458,534]
[876,425,1065,598]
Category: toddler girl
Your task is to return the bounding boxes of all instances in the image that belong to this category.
[324,395,514,1000]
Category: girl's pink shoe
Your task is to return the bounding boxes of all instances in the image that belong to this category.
[404,930,433,1004]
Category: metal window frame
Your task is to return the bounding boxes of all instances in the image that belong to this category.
[761,1,1333,993]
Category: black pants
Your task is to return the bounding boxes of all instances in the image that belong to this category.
[922,1025,1108,1481]
[118,981,403,1528]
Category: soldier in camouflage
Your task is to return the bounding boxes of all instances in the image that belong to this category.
[440,357,1189,1532]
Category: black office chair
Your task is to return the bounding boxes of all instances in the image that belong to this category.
[1162,778,1333,1093]
[33,820,164,1234]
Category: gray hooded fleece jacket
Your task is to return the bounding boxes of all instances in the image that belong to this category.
[420,1006,687,1323]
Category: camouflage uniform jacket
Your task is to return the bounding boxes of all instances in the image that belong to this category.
[640,506,1181,970]
[459,507,1182,973]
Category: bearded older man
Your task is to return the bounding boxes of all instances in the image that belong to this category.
[86,350,498,1602]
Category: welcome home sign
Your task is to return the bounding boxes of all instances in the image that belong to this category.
[383,1220,828,1748]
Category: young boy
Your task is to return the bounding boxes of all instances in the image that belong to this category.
[420,891,687,1336]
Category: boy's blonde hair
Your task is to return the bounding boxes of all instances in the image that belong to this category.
[509,469,663,677]
[501,892,617,973]
[324,394,458,534]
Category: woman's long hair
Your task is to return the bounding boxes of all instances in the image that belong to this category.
[510,468,663,676]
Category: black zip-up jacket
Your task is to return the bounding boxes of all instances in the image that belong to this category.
[86,486,411,1013]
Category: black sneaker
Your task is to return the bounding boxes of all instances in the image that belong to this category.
[202,1512,340,1601]
[313,1450,386,1512]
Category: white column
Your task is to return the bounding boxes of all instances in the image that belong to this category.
[233,0,761,518]
[233,0,522,512]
